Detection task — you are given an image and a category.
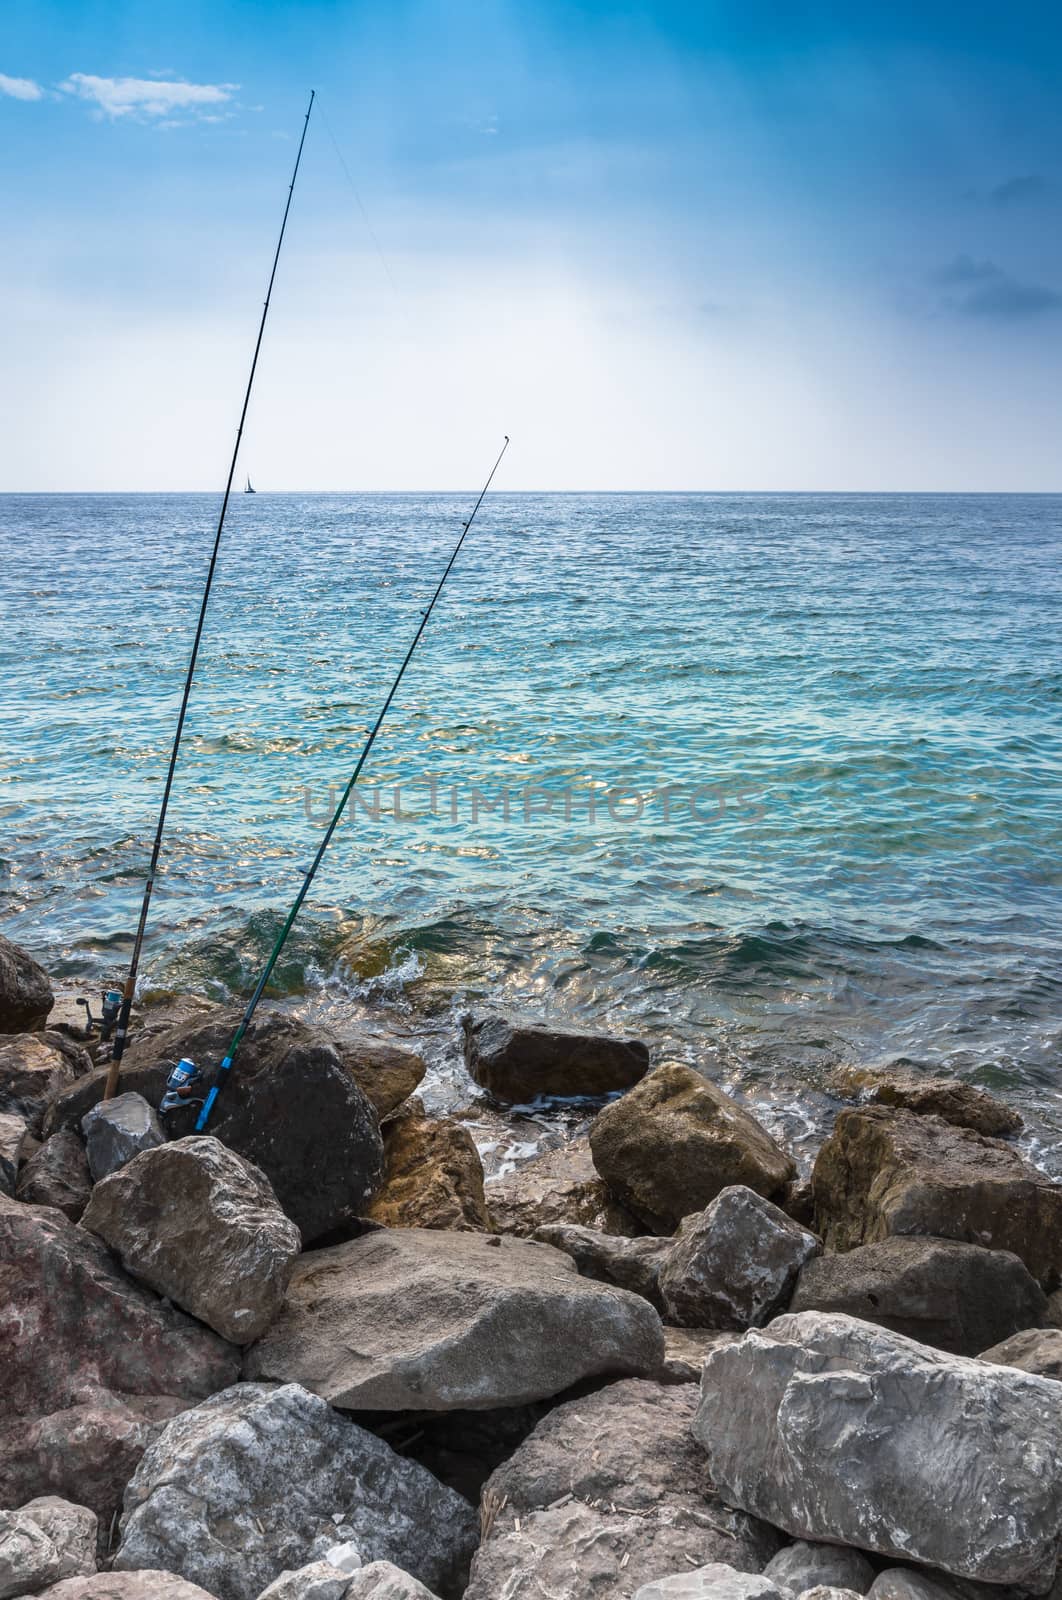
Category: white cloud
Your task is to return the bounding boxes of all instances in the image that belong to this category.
[0,73,43,101]
[59,73,238,121]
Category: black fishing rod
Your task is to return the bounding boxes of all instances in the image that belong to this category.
[104,92,316,1097]
[193,435,510,1130]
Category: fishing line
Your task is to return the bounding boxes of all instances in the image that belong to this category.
[316,97,403,305]
[103,90,316,1095]
[194,434,510,1130]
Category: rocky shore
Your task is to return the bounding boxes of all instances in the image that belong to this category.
[3,928,1062,1600]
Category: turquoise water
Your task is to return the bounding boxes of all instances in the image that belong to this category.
[2,493,1060,1161]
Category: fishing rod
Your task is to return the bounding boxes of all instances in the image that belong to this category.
[103,91,316,1097]
[191,435,510,1131]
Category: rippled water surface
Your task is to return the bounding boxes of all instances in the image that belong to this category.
[2,492,1060,1162]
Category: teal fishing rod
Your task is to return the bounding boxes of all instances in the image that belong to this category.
[194,435,510,1130]
[103,91,315,1097]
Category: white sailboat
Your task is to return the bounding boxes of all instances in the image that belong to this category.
[244,475,256,494]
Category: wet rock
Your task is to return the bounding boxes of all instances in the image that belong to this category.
[15,1498,97,1581]
[0,1035,77,1131]
[590,1065,796,1235]
[247,1226,663,1411]
[256,1563,353,1600]
[464,1014,650,1102]
[82,1136,302,1344]
[0,1193,239,1420]
[466,1378,781,1600]
[789,1236,1047,1356]
[660,1186,820,1330]
[0,936,53,1033]
[0,1394,186,1530]
[763,1542,875,1595]
[811,1106,1062,1288]
[486,1136,642,1236]
[0,1113,27,1197]
[64,1008,385,1244]
[830,1066,1023,1138]
[979,1326,1062,1379]
[367,1113,488,1232]
[693,1311,1062,1589]
[345,1567,441,1599]
[81,1094,165,1182]
[114,1382,477,1600]
[37,1577,220,1600]
[0,1510,60,1598]
[632,1567,785,1600]
[534,1222,671,1308]
[16,1131,92,1222]
[340,1036,426,1121]
[658,1329,740,1384]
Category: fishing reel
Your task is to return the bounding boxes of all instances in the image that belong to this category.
[159,1058,207,1116]
[76,989,124,1042]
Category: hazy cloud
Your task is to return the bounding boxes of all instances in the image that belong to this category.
[59,73,239,121]
[933,255,1062,318]
[989,174,1052,208]
[0,73,43,101]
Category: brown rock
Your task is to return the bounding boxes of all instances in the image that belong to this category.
[367,1112,488,1232]
[341,1035,426,1120]
[811,1106,1062,1288]
[16,1131,93,1222]
[37,1575,220,1599]
[485,1137,642,1237]
[831,1066,1022,1137]
[979,1327,1062,1380]
[0,1035,78,1131]
[464,1014,650,1102]
[657,1328,740,1384]
[590,1064,796,1235]
[0,936,53,1033]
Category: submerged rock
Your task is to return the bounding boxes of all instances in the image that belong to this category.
[485,1136,641,1237]
[659,1185,820,1330]
[590,1064,796,1234]
[15,1130,93,1221]
[0,936,53,1033]
[534,1222,671,1307]
[367,1112,488,1232]
[789,1235,1047,1356]
[979,1326,1062,1380]
[82,1136,302,1344]
[811,1106,1062,1288]
[81,1093,166,1182]
[114,1382,477,1600]
[830,1066,1023,1137]
[0,1193,240,1420]
[246,1226,664,1411]
[466,1378,781,1600]
[0,1035,77,1131]
[464,1014,650,1102]
[693,1311,1062,1589]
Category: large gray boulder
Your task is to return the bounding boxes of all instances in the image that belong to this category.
[590,1065,796,1234]
[693,1311,1062,1589]
[81,1093,165,1181]
[82,1136,301,1344]
[533,1222,671,1308]
[246,1227,664,1410]
[58,1008,385,1243]
[660,1186,820,1329]
[0,1035,77,1131]
[0,937,53,1033]
[632,1568,785,1600]
[466,1379,781,1599]
[16,1130,93,1221]
[0,1194,239,1420]
[763,1541,874,1595]
[113,1383,477,1600]
[979,1326,1062,1380]
[811,1107,1062,1289]
[789,1236,1047,1356]
[463,1014,650,1102]
[0,1113,26,1197]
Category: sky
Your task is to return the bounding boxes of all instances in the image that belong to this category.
[1,0,1060,491]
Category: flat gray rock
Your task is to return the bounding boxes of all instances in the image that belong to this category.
[246,1227,664,1410]
[660,1186,820,1329]
[763,1542,874,1596]
[633,1567,785,1600]
[114,1383,477,1600]
[693,1311,1062,1590]
[534,1222,671,1307]
[82,1136,301,1344]
[81,1093,165,1181]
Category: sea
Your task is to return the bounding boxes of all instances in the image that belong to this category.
[2,492,1060,1171]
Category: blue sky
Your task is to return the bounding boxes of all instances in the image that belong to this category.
[2,0,1060,489]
